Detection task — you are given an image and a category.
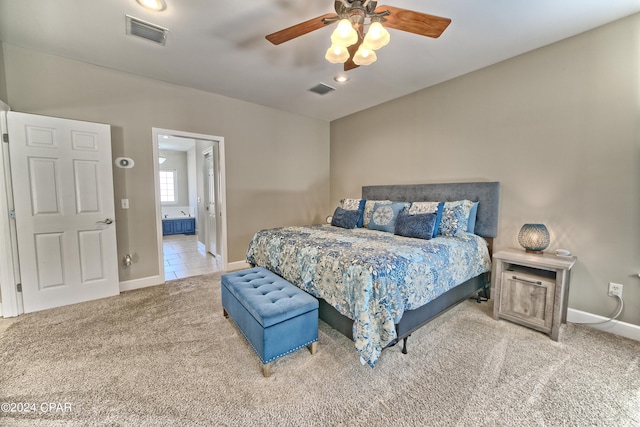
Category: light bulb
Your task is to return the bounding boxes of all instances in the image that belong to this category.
[353,46,377,66]
[363,21,390,50]
[330,19,358,47]
[136,0,166,11]
[325,45,350,64]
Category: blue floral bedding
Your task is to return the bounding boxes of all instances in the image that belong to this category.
[246,225,491,368]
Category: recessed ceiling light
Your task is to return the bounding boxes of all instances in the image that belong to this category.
[136,0,167,11]
[334,74,350,83]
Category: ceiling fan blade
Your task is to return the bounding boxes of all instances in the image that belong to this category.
[266,13,337,45]
[374,5,451,38]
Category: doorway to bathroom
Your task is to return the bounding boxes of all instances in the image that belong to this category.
[152,128,227,281]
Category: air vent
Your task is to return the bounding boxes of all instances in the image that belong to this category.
[308,83,335,95]
[126,15,168,45]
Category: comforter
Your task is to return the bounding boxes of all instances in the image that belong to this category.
[246,225,491,367]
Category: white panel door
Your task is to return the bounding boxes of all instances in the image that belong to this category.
[8,112,119,313]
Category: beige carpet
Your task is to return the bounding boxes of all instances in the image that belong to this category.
[1,272,639,426]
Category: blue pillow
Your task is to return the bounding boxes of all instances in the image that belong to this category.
[331,207,360,229]
[432,202,444,238]
[407,201,443,238]
[367,202,408,233]
[363,200,391,228]
[395,211,437,240]
[467,201,479,234]
[342,198,366,228]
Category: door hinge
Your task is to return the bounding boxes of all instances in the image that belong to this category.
[2,133,8,143]
[16,283,22,292]
[9,209,15,220]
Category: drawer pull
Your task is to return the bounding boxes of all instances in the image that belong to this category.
[511,275,543,286]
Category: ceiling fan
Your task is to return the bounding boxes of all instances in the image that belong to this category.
[266,0,451,71]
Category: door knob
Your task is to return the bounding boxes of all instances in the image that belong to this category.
[97,218,114,225]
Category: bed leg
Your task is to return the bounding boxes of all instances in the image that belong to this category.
[402,336,409,354]
[476,280,491,303]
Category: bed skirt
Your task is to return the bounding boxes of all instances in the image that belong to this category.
[318,272,490,346]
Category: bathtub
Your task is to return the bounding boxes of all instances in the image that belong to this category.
[162,217,195,236]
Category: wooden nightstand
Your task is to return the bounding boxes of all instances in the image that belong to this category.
[492,248,576,341]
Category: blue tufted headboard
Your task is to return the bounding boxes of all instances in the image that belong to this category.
[362,182,500,239]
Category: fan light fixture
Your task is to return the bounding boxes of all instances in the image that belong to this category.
[331,19,359,47]
[136,0,166,11]
[363,20,390,50]
[324,4,391,66]
[325,45,350,64]
[353,46,377,65]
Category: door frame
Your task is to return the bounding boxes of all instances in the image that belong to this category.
[0,103,22,317]
[202,146,221,258]
[152,128,228,277]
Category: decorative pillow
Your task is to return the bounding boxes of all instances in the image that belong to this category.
[341,198,366,228]
[331,207,360,229]
[467,201,479,234]
[408,201,444,238]
[408,201,440,215]
[362,200,391,228]
[438,200,475,236]
[395,211,437,240]
[367,202,408,233]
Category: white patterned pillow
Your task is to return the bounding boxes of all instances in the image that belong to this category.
[408,201,440,215]
[438,200,475,236]
[341,198,362,211]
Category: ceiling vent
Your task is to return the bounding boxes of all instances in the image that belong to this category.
[126,15,168,45]
[308,83,335,96]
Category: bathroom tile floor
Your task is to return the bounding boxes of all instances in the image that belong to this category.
[163,234,223,281]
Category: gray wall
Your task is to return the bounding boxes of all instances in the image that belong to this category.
[2,43,330,282]
[331,14,640,326]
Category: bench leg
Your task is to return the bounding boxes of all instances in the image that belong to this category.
[308,341,318,355]
[262,363,271,378]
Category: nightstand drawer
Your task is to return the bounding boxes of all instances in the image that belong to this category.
[498,271,555,332]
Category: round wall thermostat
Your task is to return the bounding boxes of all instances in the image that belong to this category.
[115,157,135,168]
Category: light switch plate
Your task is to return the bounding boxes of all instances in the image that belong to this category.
[121,199,129,209]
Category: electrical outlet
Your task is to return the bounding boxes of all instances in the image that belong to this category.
[608,282,623,297]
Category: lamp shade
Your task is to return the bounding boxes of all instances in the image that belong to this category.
[363,21,390,50]
[518,224,550,254]
[325,45,350,63]
[353,46,377,66]
[330,19,358,47]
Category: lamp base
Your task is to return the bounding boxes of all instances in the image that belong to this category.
[525,249,544,254]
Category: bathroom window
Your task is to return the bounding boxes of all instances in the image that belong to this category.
[159,170,177,203]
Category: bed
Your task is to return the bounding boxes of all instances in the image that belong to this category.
[246,182,500,367]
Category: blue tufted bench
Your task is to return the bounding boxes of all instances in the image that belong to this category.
[221,267,318,377]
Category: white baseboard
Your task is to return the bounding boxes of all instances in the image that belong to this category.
[567,308,640,342]
[119,275,165,292]
[225,260,251,272]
